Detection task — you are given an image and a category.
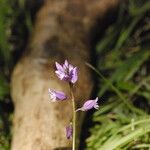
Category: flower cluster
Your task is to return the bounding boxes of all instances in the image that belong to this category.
[55,60,78,84]
[48,60,99,140]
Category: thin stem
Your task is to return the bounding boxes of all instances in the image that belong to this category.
[70,84,76,150]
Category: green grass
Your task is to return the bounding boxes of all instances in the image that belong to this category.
[0,0,32,149]
[86,0,150,149]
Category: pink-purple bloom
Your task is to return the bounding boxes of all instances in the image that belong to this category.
[55,60,78,84]
[48,89,67,102]
[66,124,73,139]
[76,97,99,111]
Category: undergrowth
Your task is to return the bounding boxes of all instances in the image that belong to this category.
[0,0,32,149]
[86,1,150,150]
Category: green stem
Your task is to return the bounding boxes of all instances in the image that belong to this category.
[70,84,76,150]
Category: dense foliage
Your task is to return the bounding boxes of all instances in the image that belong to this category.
[0,0,32,149]
[86,1,150,149]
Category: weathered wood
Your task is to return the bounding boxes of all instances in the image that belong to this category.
[11,0,119,149]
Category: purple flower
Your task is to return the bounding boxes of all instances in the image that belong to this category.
[76,97,99,111]
[48,89,67,102]
[66,124,73,139]
[55,60,78,84]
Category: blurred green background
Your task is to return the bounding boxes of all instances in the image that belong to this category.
[86,0,150,149]
[0,0,150,149]
[0,0,32,149]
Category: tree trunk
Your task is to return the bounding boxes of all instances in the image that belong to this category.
[11,0,119,149]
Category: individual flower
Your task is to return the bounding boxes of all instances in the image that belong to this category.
[76,97,99,111]
[55,60,78,84]
[48,89,67,102]
[66,123,73,139]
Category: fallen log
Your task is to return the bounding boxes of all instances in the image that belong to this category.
[11,0,119,149]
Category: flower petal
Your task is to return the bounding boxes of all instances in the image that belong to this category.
[55,70,66,80]
[48,89,56,102]
[95,97,98,102]
[48,89,67,102]
[94,104,99,109]
[55,90,67,100]
[55,62,64,72]
[83,100,95,110]
[63,60,69,68]
[71,67,78,83]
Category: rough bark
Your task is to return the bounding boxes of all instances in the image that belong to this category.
[11,0,119,150]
